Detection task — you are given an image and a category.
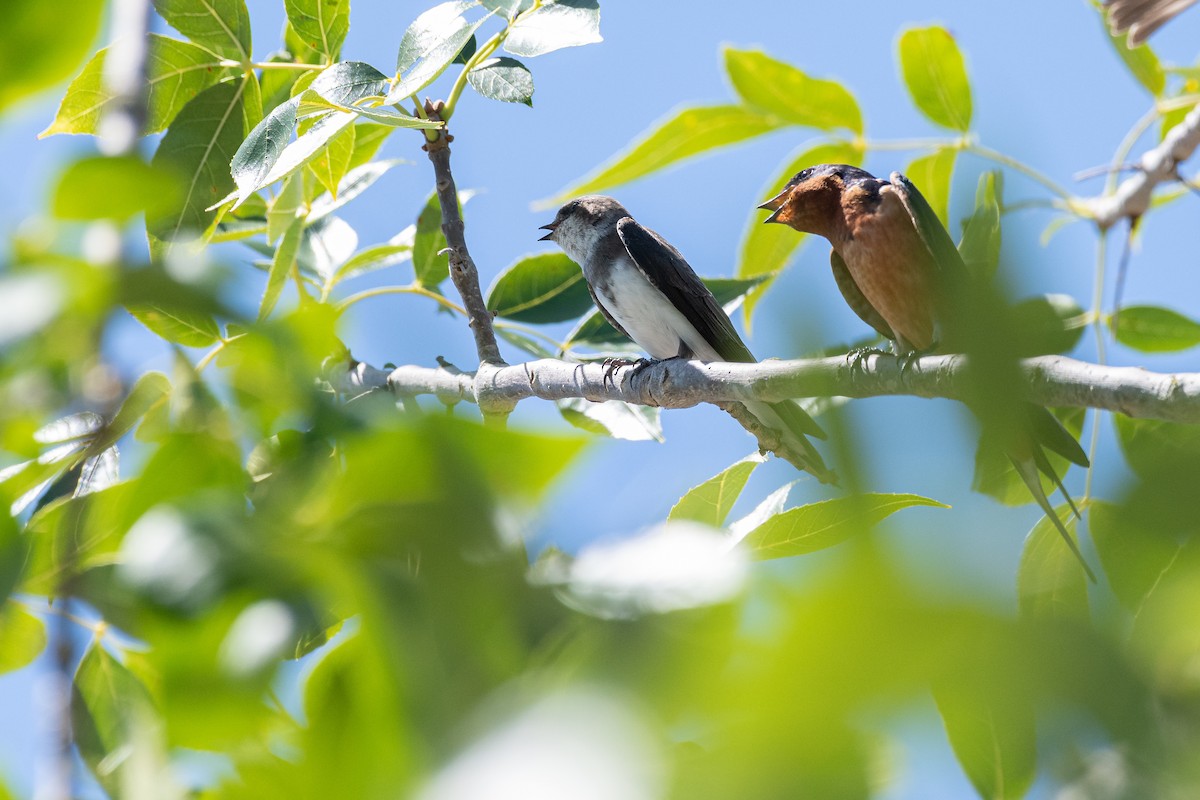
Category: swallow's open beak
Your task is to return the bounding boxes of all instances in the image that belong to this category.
[757,188,789,217]
[538,222,557,241]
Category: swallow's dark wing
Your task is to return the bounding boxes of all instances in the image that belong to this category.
[889,172,967,276]
[830,250,894,340]
[615,216,755,363]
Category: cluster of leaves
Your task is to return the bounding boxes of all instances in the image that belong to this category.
[2,1,1200,799]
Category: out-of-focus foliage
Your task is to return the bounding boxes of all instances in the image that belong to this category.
[2,1,1200,799]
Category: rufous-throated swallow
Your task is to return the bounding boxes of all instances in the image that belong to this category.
[760,165,1094,578]
[540,195,836,484]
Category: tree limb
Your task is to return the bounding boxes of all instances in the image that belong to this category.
[343,353,1200,424]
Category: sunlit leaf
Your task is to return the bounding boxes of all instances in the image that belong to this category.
[387,1,491,103]
[261,219,304,319]
[72,644,156,794]
[1111,305,1200,352]
[1017,504,1090,621]
[897,25,973,131]
[88,372,173,456]
[724,48,862,133]
[958,170,1002,278]
[669,454,763,527]
[487,252,592,323]
[413,192,448,287]
[285,0,350,60]
[298,215,358,281]
[52,155,182,222]
[1011,293,1087,356]
[743,493,948,560]
[903,147,957,226]
[41,35,231,137]
[231,98,300,204]
[309,158,406,223]
[267,172,304,245]
[1103,24,1165,96]
[542,105,784,206]
[934,681,1036,800]
[0,0,104,115]
[974,408,1085,507]
[0,605,45,674]
[557,399,664,442]
[153,0,251,61]
[309,118,356,197]
[504,0,601,57]
[1090,500,1184,611]
[467,57,534,105]
[128,304,222,347]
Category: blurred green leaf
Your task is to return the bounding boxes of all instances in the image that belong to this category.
[504,0,602,57]
[153,0,251,60]
[414,192,448,287]
[543,105,785,206]
[127,304,221,348]
[897,25,973,131]
[903,147,957,226]
[89,373,173,457]
[1111,305,1200,352]
[974,407,1085,507]
[53,156,182,222]
[669,454,762,527]
[1017,504,1090,621]
[934,681,1036,800]
[739,140,864,326]
[724,48,862,133]
[285,0,350,60]
[147,80,247,245]
[958,170,1002,278]
[1090,500,1184,611]
[1113,414,1200,479]
[41,35,232,137]
[387,1,490,102]
[487,252,592,323]
[0,0,103,114]
[1104,25,1165,96]
[73,644,156,794]
[557,399,664,442]
[0,513,23,604]
[743,493,948,560]
[1011,294,1088,356]
[261,218,303,319]
[468,57,534,105]
[267,172,304,245]
[0,604,45,673]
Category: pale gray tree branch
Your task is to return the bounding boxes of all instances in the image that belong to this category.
[343,353,1200,424]
[1082,101,1200,228]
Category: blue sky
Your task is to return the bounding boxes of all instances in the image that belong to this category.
[3,1,1200,796]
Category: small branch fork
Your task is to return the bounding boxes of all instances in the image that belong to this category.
[342,353,1200,425]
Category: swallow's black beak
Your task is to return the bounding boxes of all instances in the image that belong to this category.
[538,222,557,241]
[762,208,783,224]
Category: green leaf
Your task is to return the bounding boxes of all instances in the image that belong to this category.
[72,644,156,794]
[309,61,391,107]
[1104,25,1165,96]
[147,80,247,245]
[52,155,183,222]
[958,170,1002,278]
[487,253,592,322]
[668,454,763,527]
[1017,504,1090,621]
[261,219,304,319]
[309,159,407,222]
[542,105,784,206]
[346,124,393,170]
[250,111,360,202]
[285,0,350,60]
[496,326,556,359]
[0,604,46,674]
[1113,414,1200,480]
[482,0,533,20]
[468,57,534,105]
[738,141,864,325]
[1110,305,1200,352]
[0,0,104,115]
[504,0,602,57]
[267,172,304,245]
[331,238,413,285]
[298,215,358,281]
[41,34,232,137]
[231,97,300,205]
[88,372,173,456]
[329,103,443,129]
[1011,293,1087,356]
[414,192,448,287]
[1090,500,1184,611]
[903,147,957,226]
[743,493,948,560]
[128,304,222,347]
[309,119,356,197]
[724,48,862,133]
[934,682,1036,800]
[387,1,491,103]
[153,0,251,60]
[557,399,664,442]
[974,407,1085,506]
[897,25,973,131]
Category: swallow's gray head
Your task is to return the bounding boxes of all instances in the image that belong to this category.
[539,195,631,264]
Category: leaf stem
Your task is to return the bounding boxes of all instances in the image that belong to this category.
[335,284,467,315]
[964,143,1073,201]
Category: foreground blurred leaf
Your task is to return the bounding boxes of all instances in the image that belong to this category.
[153,0,251,61]
[724,48,862,133]
[261,218,303,319]
[147,80,247,245]
[743,493,948,560]
[739,140,864,325]
[1090,500,1183,611]
[557,399,664,442]
[904,147,957,226]
[543,105,784,206]
[1011,294,1087,356]
[1103,24,1165,96]
[127,304,221,348]
[1113,414,1200,480]
[934,680,1036,800]
[897,25,973,131]
[504,0,602,57]
[89,372,173,456]
[53,156,182,222]
[0,605,45,674]
[487,252,592,323]
[42,34,231,137]
[1017,504,1090,621]
[974,408,1085,507]
[958,170,1002,278]
[669,454,763,527]
[0,0,103,114]
[1111,305,1200,352]
[73,644,156,794]
[285,0,350,60]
